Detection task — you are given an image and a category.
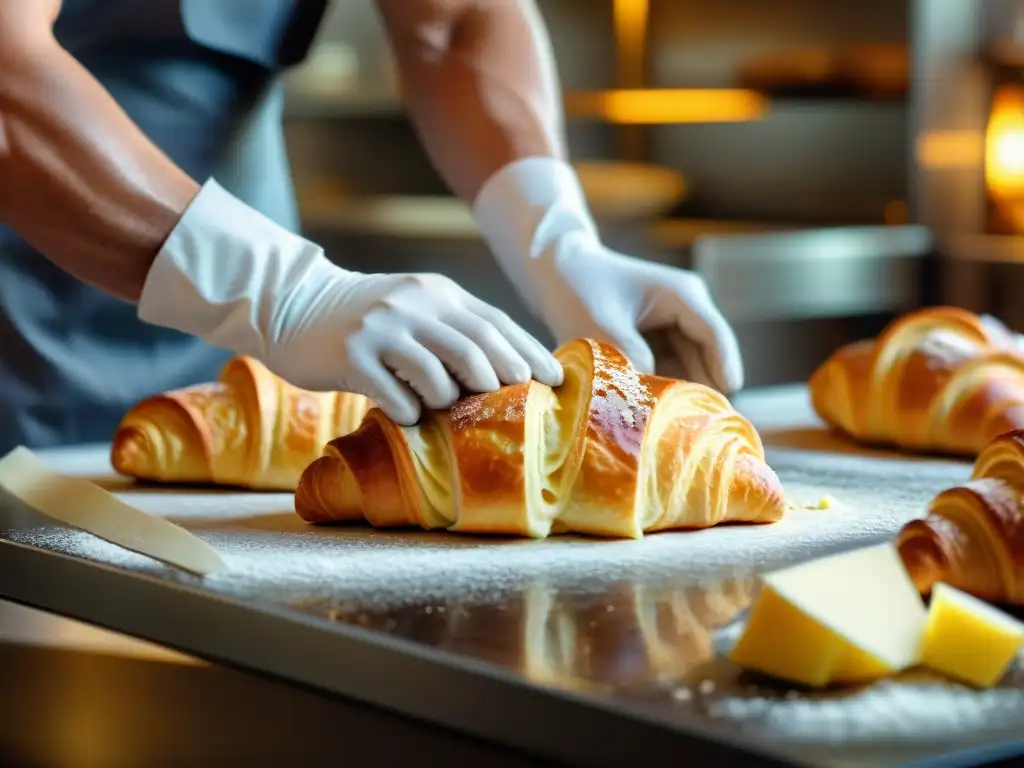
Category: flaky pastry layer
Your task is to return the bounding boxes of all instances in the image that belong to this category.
[809,306,1024,455]
[111,356,372,491]
[897,428,1024,605]
[295,338,787,539]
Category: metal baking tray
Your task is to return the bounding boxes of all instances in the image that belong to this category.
[1,396,1023,767]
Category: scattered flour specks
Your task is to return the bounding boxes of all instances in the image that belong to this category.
[3,410,1015,758]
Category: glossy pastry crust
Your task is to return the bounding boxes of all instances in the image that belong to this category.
[111,356,372,490]
[295,338,787,538]
[809,306,1024,456]
[897,429,1024,605]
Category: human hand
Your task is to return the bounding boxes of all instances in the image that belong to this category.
[267,266,564,424]
[525,242,744,393]
[138,179,562,426]
[473,157,743,395]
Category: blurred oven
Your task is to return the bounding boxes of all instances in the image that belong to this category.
[912,0,1024,332]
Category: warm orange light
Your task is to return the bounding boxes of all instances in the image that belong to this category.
[916,130,985,169]
[613,0,649,88]
[565,89,768,124]
[986,85,1024,199]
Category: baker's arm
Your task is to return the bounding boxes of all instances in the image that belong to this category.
[375,0,565,202]
[0,0,562,420]
[377,0,744,393]
[0,0,199,301]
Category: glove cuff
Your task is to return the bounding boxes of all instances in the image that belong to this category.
[138,178,338,357]
[472,157,600,294]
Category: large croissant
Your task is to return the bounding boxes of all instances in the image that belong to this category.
[111,356,372,491]
[295,338,787,539]
[808,306,1024,455]
[897,428,1024,605]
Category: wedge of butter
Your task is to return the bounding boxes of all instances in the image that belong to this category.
[918,583,1024,688]
[729,542,928,687]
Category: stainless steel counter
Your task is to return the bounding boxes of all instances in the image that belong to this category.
[0,386,1022,767]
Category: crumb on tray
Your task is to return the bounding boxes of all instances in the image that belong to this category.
[788,494,838,511]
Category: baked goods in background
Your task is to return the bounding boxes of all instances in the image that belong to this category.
[898,427,1024,606]
[840,43,909,98]
[295,338,787,539]
[741,48,835,94]
[809,306,1024,456]
[111,356,372,491]
[740,43,908,99]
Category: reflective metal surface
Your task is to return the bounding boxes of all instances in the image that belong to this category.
[1,386,1023,766]
[693,225,933,322]
[329,575,757,698]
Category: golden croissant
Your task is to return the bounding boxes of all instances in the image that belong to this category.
[294,338,787,539]
[897,428,1024,605]
[809,306,1024,456]
[111,356,373,491]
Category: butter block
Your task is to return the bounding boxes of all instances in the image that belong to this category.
[919,583,1024,688]
[729,543,928,687]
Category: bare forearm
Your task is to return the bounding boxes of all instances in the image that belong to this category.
[377,0,566,203]
[0,36,199,301]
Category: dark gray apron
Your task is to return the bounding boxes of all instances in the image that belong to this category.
[0,0,328,452]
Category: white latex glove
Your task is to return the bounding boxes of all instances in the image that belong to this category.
[473,157,744,393]
[138,179,563,425]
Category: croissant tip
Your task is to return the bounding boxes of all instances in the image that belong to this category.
[111,428,147,475]
[734,454,788,522]
[896,521,947,595]
[293,470,319,522]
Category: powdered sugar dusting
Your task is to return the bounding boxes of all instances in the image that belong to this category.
[4,385,1021,757]
[7,389,970,610]
[915,328,982,364]
[5,441,960,609]
[687,617,1024,758]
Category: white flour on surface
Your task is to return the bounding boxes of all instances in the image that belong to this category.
[692,616,1024,756]
[6,437,969,609]
[4,385,1019,755]
[7,387,973,608]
